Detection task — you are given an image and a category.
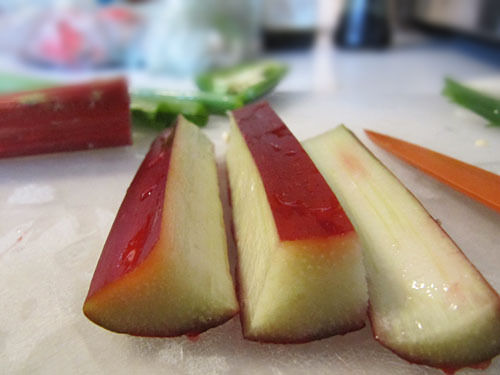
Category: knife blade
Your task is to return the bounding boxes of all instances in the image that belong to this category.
[364,129,500,214]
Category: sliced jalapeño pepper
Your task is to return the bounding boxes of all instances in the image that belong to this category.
[131,89,243,115]
[131,96,209,128]
[195,60,288,104]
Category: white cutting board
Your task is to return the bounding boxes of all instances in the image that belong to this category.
[1,91,499,375]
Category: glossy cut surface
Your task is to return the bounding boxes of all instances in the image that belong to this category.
[83,118,238,336]
[304,125,500,370]
[232,101,353,241]
[228,103,367,343]
[86,129,174,299]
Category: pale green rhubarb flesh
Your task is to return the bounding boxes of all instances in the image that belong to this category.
[227,103,367,343]
[304,125,500,370]
[83,117,238,336]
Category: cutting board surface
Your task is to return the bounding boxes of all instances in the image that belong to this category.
[1,92,499,374]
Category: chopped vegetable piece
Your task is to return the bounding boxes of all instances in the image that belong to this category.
[227,102,367,343]
[131,107,163,130]
[0,78,131,159]
[304,125,500,370]
[443,77,500,126]
[83,117,238,336]
[364,129,500,214]
[131,96,209,129]
[196,60,288,104]
[131,89,243,115]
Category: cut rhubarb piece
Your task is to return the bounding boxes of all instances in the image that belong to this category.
[0,78,131,159]
[226,102,367,343]
[83,116,238,337]
[304,125,500,370]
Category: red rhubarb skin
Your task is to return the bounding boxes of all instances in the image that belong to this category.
[0,77,131,158]
[232,101,354,241]
[86,128,174,300]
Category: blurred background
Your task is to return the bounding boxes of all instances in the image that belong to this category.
[0,0,499,94]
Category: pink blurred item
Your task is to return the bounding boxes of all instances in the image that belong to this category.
[20,6,142,68]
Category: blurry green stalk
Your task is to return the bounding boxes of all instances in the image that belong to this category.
[443,78,500,126]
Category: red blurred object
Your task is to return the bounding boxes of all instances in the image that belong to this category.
[40,19,86,66]
[0,77,132,159]
[19,6,142,68]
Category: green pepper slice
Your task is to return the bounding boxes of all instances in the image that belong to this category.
[195,60,288,104]
[131,97,209,128]
[131,89,243,115]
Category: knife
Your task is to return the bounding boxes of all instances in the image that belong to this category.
[364,129,500,214]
